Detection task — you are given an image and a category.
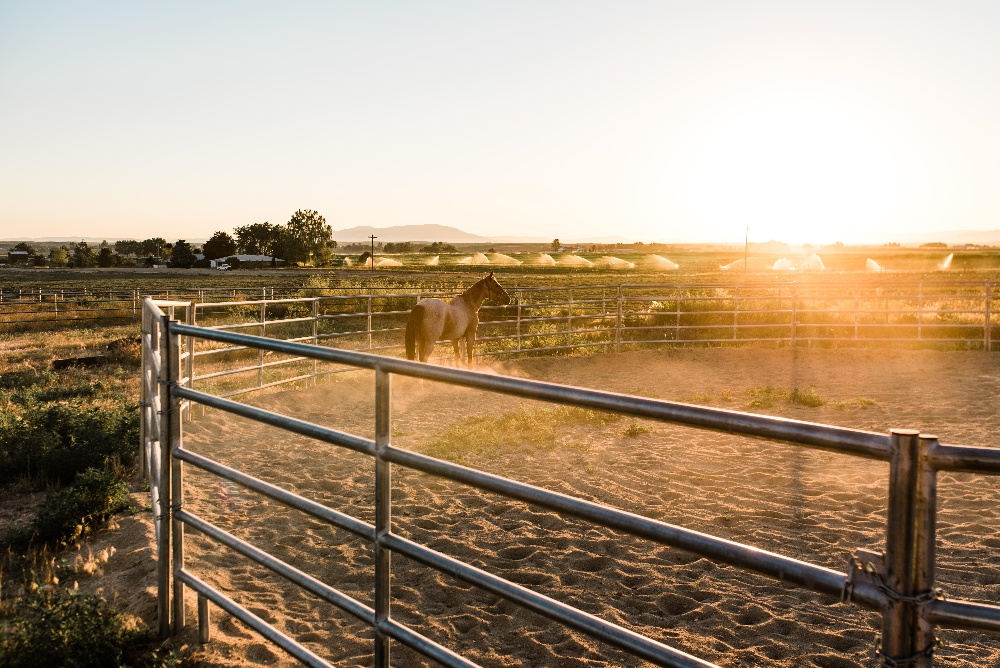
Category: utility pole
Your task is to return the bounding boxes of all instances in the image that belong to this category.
[744,226,748,275]
[369,235,377,271]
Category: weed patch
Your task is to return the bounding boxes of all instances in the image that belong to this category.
[623,422,651,438]
[0,588,183,668]
[32,468,131,547]
[0,398,139,485]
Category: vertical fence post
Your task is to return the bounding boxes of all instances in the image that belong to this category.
[185,303,195,421]
[258,301,266,388]
[198,594,211,643]
[516,293,522,352]
[914,433,939,667]
[854,284,860,340]
[568,288,573,347]
[140,303,149,479]
[312,299,319,383]
[168,315,186,635]
[374,368,392,667]
[368,297,374,351]
[986,280,992,353]
[157,310,174,638]
[733,285,739,342]
[675,287,681,344]
[881,429,932,666]
[615,285,623,353]
[790,285,797,348]
[602,288,607,353]
[917,282,923,341]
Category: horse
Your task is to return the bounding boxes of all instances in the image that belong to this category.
[405,272,511,365]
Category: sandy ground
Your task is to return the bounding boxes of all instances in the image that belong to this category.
[105,349,1000,666]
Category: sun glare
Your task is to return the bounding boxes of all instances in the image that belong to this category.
[691,99,896,243]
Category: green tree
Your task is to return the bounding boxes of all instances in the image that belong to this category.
[12,241,35,255]
[421,241,458,253]
[284,209,336,266]
[139,237,167,258]
[169,240,196,268]
[234,222,281,256]
[551,239,561,252]
[48,247,69,267]
[114,239,141,256]
[96,246,115,268]
[70,242,96,268]
[203,231,237,259]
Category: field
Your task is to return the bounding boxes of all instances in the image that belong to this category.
[1,252,1000,666]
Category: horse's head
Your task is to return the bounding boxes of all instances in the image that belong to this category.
[484,271,511,305]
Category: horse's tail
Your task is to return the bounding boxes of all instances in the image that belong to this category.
[405,310,417,360]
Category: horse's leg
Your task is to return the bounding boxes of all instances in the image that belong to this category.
[419,338,435,363]
[466,331,476,366]
[453,339,461,367]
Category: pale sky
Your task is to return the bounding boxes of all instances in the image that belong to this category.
[1,1,999,244]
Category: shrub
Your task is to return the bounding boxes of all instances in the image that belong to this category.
[32,468,131,546]
[0,588,182,668]
[0,400,139,485]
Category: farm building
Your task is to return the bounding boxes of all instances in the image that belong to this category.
[209,254,285,269]
[7,250,31,264]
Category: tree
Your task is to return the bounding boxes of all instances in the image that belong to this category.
[383,242,413,253]
[48,247,69,267]
[114,239,141,256]
[12,241,35,255]
[235,222,281,256]
[203,231,237,260]
[284,209,336,266]
[421,241,458,253]
[169,240,197,268]
[224,255,242,270]
[139,238,167,258]
[551,239,561,252]
[96,246,115,268]
[70,242,96,268]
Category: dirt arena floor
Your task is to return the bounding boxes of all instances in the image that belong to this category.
[109,348,1000,666]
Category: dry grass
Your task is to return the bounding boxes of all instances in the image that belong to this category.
[422,403,621,464]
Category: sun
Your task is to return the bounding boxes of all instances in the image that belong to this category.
[690,97,896,244]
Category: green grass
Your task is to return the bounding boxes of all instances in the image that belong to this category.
[422,404,620,464]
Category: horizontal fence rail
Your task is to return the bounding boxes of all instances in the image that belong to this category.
[141,297,1000,667]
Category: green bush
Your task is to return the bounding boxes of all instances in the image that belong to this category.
[0,399,139,485]
[0,589,182,668]
[33,468,131,546]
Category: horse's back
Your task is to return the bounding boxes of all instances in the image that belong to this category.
[412,297,468,340]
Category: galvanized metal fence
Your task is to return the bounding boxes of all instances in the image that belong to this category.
[177,280,997,400]
[5,281,998,351]
[141,297,1000,667]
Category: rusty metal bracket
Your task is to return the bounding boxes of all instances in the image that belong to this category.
[843,548,885,604]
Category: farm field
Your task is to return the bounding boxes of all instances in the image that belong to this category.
[166,348,1000,666]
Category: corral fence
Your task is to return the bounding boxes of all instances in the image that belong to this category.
[4,281,998,353]
[141,296,1000,667]
[152,280,1000,401]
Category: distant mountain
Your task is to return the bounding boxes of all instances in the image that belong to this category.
[331,225,638,244]
[332,225,488,243]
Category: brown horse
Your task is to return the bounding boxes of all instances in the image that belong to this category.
[405,272,511,364]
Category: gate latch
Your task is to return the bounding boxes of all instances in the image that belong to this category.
[842,548,884,604]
